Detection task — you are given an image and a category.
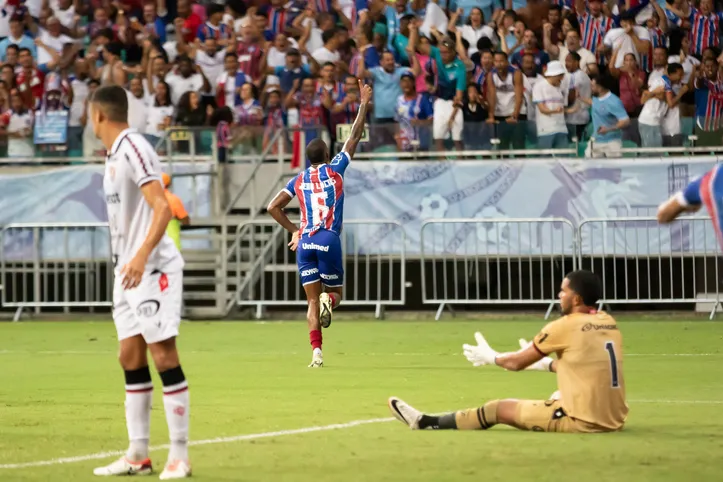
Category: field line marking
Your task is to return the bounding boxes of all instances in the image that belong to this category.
[0,350,721,357]
[0,417,394,470]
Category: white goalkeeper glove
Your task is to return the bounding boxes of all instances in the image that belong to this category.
[518,338,554,372]
[463,332,499,367]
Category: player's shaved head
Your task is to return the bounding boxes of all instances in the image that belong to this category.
[307,138,329,166]
[90,84,128,123]
[565,270,602,309]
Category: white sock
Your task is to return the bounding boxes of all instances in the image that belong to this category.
[313,347,322,357]
[124,381,153,461]
[161,368,190,462]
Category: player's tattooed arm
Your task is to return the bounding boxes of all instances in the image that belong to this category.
[121,180,172,289]
[342,79,372,158]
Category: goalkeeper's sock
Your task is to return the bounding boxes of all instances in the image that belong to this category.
[328,292,340,309]
[310,329,322,350]
[418,401,499,430]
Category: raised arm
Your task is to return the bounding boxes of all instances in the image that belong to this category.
[341,79,371,158]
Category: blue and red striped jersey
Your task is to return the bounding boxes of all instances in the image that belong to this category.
[694,77,723,131]
[688,7,723,56]
[577,12,615,54]
[197,22,231,43]
[680,167,723,248]
[641,27,666,73]
[284,151,351,236]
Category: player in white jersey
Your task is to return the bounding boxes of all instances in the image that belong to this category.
[89,85,191,480]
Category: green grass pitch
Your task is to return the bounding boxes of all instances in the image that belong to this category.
[1,317,723,482]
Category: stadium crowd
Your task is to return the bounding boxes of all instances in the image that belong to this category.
[0,0,721,158]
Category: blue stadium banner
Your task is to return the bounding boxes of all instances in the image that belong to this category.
[33,109,69,145]
[343,158,718,256]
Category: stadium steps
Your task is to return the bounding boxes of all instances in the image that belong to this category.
[181,221,278,320]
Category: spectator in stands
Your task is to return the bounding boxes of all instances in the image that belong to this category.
[3,45,19,71]
[0,16,36,62]
[198,4,232,47]
[462,84,490,149]
[145,80,174,143]
[16,47,45,109]
[236,83,263,127]
[166,55,210,106]
[693,57,723,147]
[532,60,570,149]
[175,91,209,127]
[193,38,231,100]
[603,12,652,73]
[271,49,311,96]
[550,29,598,75]
[586,73,630,158]
[2,88,34,158]
[448,7,495,58]
[236,23,266,85]
[661,63,687,147]
[217,53,250,108]
[666,0,723,57]
[648,46,669,86]
[565,51,592,142]
[286,77,324,144]
[2,65,17,91]
[610,50,646,119]
[81,79,103,157]
[575,0,614,58]
[394,70,433,151]
[545,5,564,47]
[263,86,287,151]
[312,27,343,64]
[511,29,549,73]
[638,70,669,148]
[487,50,525,150]
[520,52,540,145]
[176,0,203,44]
[359,50,407,125]
[667,30,698,118]
[138,2,167,45]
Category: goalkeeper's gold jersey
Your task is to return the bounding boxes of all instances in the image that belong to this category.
[533,311,628,431]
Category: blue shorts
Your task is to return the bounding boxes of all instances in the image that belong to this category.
[297,229,344,287]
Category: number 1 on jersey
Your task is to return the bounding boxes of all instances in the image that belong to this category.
[605,341,619,388]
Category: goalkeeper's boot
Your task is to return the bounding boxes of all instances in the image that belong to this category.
[93,457,153,476]
[387,397,422,430]
[319,292,333,328]
[308,348,323,368]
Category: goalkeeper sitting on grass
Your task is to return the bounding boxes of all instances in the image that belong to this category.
[388,270,629,433]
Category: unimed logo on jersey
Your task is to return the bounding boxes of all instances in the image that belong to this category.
[106,193,120,204]
[302,243,329,252]
[136,300,160,318]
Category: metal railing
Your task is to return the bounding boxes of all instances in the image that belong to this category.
[1,217,721,320]
[233,219,406,319]
[578,216,721,318]
[0,223,112,321]
[420,218,577,320]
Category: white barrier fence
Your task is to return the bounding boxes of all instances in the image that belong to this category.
[0,218,720,320]
[234,219,406,319]
[0,223,112,320]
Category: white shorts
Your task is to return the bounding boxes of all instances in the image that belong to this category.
[113,270,183,344]
[585,139,623,158]
[433,98,463,141]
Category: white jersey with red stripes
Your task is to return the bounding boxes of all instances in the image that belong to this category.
[103,128,184,273]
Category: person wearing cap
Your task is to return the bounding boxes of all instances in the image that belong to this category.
[532,60,574,149]
[162,173,190,251]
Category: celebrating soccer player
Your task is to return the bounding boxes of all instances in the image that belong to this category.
[267,79,372,368]
[89,85,191,479]
[388,270,629,433]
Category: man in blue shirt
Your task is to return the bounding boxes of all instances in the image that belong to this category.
[585,73,631,158]
[0,15,36,62]
[359,50,409,123]
[271,49,312,94]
